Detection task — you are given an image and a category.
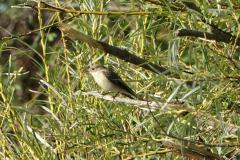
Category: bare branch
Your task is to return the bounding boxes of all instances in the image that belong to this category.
[81,91,240,135]
[81,91,177,111]
[59,24,168,74]
[176,29,240,46]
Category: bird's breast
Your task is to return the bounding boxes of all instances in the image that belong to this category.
[91,71,117,91]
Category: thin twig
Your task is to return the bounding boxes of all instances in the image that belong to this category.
[25,1,150,15]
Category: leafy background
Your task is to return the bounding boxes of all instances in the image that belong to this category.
[0,0,239,159]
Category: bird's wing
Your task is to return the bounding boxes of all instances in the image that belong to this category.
[103,69,136,97]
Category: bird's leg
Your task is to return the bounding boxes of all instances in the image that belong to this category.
[101,91,111,96]
[113,92,120,99]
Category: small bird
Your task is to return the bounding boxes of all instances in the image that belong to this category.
[88,64,137,99]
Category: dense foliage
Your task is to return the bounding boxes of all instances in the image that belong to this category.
[0,0,239,159]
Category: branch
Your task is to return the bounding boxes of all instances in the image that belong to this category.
[59,24,167,74]
[179,2,240,46]
[25,1,149,15]
[162,140,221,160]
[81,91,240,135]
[81,91,179,111]
[176,29,240,46]
[81,91,240,159]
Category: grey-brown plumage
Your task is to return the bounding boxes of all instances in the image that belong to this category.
[88,64,136,98]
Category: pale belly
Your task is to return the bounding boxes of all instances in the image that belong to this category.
[92,72,118,92]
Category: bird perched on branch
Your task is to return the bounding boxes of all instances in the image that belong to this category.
[88,64,137,99]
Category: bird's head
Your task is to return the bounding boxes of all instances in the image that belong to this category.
[88,64,106,73]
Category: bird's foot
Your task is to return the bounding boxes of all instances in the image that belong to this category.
[113,92,120,99]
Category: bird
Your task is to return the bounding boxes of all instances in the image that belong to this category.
[88,64,137,99]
